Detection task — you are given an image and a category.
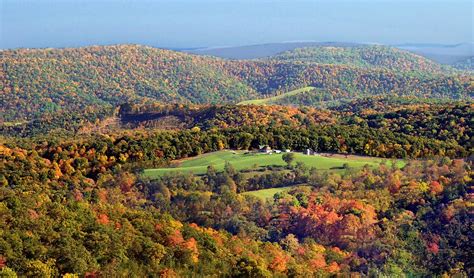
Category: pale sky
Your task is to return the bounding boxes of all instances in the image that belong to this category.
[1,0,473,49]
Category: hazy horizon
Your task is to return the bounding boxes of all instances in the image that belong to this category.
[1,0,473,50]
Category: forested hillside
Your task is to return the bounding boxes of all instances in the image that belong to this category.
[3,98,472,157]
[0,45,257,122]
[1,45,473,277]
[265,45,452,73]
[119,103,335,130]
[1,45,473,132]
[2,0,473,274]
[104,101,474,156]
[2,125,472,276]
[337,101,474,152]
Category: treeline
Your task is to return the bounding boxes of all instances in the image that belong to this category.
[0,45,256,123]
[120,101,472,154]
[0,107,114,137]
[119,103,335,130]
[4,100,471,159]
[328,95,461,113]
[2,124,466,193]
[224,60,472,99]
[344,103,474,152]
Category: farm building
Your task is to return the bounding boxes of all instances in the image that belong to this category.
[259,145,272,153]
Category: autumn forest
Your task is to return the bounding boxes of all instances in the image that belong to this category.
[0,43,473,277]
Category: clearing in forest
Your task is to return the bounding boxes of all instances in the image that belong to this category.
[143,150,403,178]
[237,86,316,105]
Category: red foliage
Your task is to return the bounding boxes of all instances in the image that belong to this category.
[118,172,136,193]
[296,246,306,256]
[0,256,6,268]
[85,271,99,278]
[283,195,378,247]
[427,242,439,254]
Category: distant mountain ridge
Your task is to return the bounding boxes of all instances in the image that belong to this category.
[452,56,474,71]
[397,42,473,64]
[188,41,474,65]
[188,42,363,59]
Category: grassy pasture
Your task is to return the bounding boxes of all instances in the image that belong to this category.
[241,186,295,200]
[143,150,403,179]
[238,86,316,105]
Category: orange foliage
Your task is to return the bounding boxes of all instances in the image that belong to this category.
[310,254,327,268]
[167,230,184,246]
[268,248,290,272]
[97,214,110,225]
[98,189,108,203]
[183,238,199,263]
[28,209,39,220]
[326,262,341,273]
[430,181,444,195]
[159,268,178,278]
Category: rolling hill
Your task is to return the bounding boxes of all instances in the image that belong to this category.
[265,45,451,74]
[188,42,474,65]
[1,44,472,135]
[0,45,258,122]
[187,41,362,59]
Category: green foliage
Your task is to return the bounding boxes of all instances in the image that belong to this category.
[0,44,472,276]
[1,130,472,276]
[2,45,472,136]
[144,150,387,177]
[238,86,316,105]
[266,45,453,74]
[282,152,296,167]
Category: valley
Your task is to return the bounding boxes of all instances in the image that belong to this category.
[1,42,472,277]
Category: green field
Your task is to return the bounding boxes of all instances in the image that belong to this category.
[241,186,295,200]
[238,86,316,105]
[143,150,404,179]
